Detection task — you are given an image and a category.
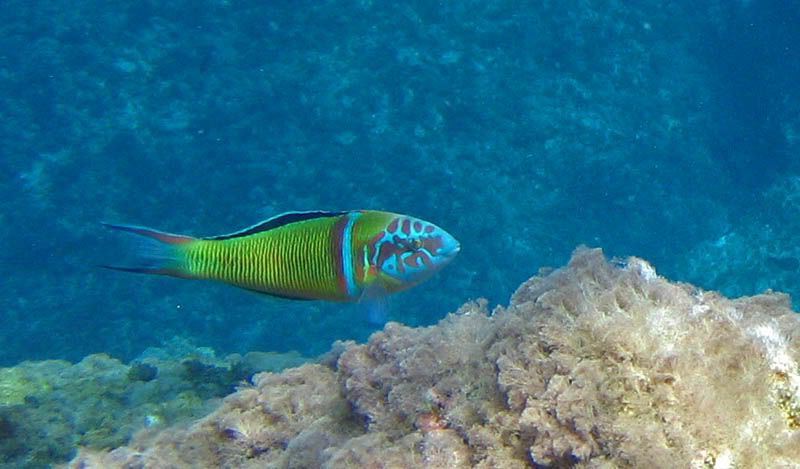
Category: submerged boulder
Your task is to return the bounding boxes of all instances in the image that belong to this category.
[0,347,308,467]
[70,248,800,467]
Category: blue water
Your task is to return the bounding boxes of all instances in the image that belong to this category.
[1,0,798,367]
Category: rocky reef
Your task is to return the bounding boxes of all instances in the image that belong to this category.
[69,248,800,467]
[0,344,307,468]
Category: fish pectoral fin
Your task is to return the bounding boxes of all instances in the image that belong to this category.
[357,282,390,327]
[363,298,389,327]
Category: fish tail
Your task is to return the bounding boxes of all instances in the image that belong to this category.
[101,223,196,278]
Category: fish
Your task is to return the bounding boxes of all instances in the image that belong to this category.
[102,210,460,302]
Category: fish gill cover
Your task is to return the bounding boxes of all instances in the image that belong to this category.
[1,0,800,466]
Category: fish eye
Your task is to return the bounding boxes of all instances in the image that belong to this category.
[395,237,423,251]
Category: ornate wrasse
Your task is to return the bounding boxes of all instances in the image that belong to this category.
[102,210,459,301]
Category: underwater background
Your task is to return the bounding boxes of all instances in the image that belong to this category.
[3,0,800,466]
[2,0,800,404]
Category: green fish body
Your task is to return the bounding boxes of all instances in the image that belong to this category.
[103,210,459,301]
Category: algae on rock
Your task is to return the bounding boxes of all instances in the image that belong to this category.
[0,347,308,468]
[70,248,800,467]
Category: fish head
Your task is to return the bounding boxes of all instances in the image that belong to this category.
[367,214,460,292]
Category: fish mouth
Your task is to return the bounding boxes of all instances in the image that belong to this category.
[440,239,461,258]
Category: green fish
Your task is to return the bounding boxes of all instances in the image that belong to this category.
[103,210,460,301]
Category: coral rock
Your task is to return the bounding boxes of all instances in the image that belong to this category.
[70,248,800,468]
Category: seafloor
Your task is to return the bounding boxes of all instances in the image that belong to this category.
[47,248,797,467]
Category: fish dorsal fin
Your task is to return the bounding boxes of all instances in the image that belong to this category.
[206,210,348,240]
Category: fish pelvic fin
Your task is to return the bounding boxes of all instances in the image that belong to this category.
[101,223,195,278]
